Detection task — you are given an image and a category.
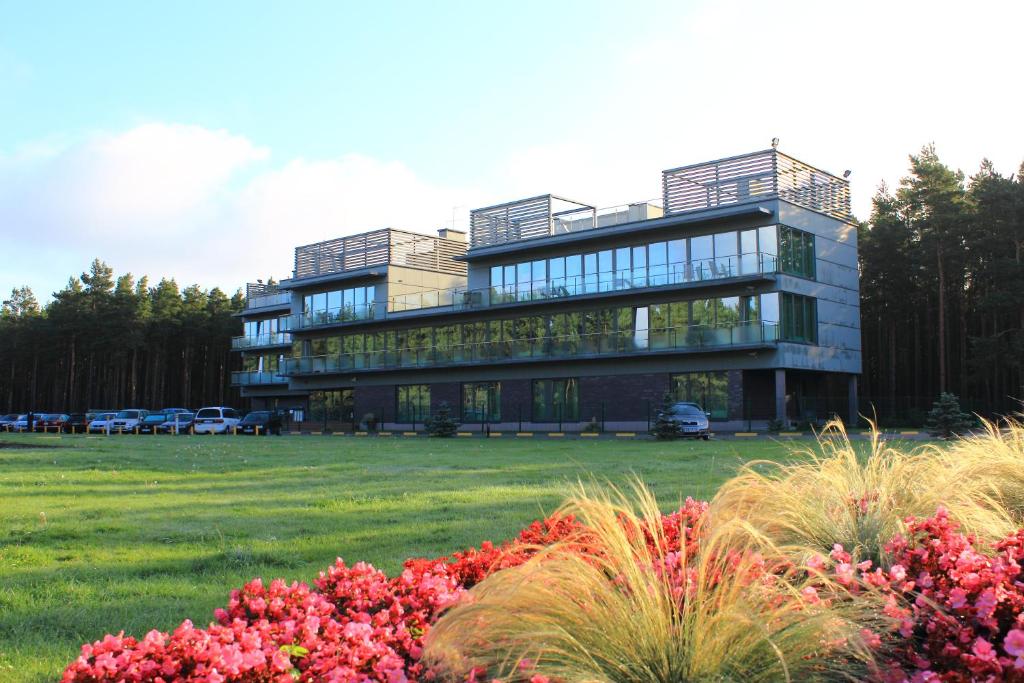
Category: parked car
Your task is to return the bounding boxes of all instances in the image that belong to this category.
[13,414,36,432]
[192,407,242,434]
[34,413,69,432]
[158,412,194,434]
[160,408,192,416]
[137,413,168,434]
[0,414,20,430]
[88,412,117,434]
[110,409,149,433]
[62,413,90,433]
[238,410,283,436]
[659,402,711,439]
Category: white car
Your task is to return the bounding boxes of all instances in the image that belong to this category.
[110,409,149,433]
[88,412,117,434]
[192,407,242,434]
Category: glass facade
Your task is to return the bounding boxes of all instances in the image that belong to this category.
[779,226,815,278]
[308,389,354,426]
[462,382,500,422]
[670,372,729,420]
[532,378,579,422]
[396,384,430,423]
[297,285,376,327]
[285,294,781,375]
[781,293,818,343]
[486,227,780,303]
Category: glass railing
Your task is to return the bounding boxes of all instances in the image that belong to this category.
[282,321,778,376]
[246,292,291,310]
[389,252,777,313]
[231,332,293,350]
[282,303,377,331]
[231,370,289,386]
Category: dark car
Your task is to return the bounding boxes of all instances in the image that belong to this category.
[659,402,711,439]
[158,412,195,434]
[239,410,283,436]
[138,413,168,434]
[34,413,69,433]
[62,413,90,433]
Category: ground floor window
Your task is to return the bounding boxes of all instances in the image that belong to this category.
[462,382,500,422]
[670,372,728,420]
[396,384,430,423]
[532,378,579,422]
[308,389,354,426]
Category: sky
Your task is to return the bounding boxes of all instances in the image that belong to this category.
[1,0,1022,301]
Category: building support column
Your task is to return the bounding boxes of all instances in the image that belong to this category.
[848,374,859,427]
[774,369,787,424]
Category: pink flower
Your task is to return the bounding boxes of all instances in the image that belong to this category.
[1004,629,1024,657]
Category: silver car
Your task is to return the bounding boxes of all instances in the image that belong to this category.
[661,402,711,439]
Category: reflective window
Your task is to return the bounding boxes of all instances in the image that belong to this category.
[396,384,430,423]
[463,382,500,422]
[532,378,579,422]
[671,372,729,420]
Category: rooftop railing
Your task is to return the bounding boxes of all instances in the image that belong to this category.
[292,228,467,281]
[662,149,851,221]
[231,370,289,386]
[231,332,293,350]
[243,283,291,310]
[282,303,378,331]
[389,252,777,314]
[281,320,778,377]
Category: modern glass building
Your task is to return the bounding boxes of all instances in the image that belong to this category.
[233,148,861,431]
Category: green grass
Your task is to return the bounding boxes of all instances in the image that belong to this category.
[0,432,800,681]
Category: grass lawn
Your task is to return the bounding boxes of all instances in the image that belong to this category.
[1,432,811,681]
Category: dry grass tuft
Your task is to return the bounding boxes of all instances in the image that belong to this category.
[424,480,883,682]
[711,419,1024,566]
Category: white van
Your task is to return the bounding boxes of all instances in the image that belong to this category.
[111,409,149,433]
[193,407,242,434]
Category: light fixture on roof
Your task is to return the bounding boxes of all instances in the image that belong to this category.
[771,137,779,149]
[843,170,852,178]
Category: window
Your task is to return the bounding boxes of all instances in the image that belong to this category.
[781,293,817,343]
[462,382,500,422]
[779,226,816,278]
[302,285,375,324]
[532,378,579,422]
[670,372,729,420]
[396,385,430,423]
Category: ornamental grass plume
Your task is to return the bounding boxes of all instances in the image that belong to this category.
[710,419,1019,567]
[424,480,883,683]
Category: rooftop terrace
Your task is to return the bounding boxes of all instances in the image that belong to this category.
[290,228,467,282]
[469,149,851,249]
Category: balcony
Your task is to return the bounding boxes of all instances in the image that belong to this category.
[244,283,291,311]
[291,228,467,281]
[231,332,293,350]
[389,252,777,313]
[282,303,378,331]
[231,371,289,386]
[662,149,851,221]
[282,320,778,376]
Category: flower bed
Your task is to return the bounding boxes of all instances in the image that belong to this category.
[63,498,1024,682]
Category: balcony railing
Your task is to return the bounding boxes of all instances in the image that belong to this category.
[245,292,291,310]
[282,303,378,331]
[282,321,778,376]
[390,252,777,313]
[231,332,293,350]
[231,370,289,386]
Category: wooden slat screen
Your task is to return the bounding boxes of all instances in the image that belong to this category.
[470,195,553,247]
[662,150,851,221]
[292,228,466,280]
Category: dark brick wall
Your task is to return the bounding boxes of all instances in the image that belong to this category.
[355,384,393,424]
[743,369,776,419]
[498,378,531,423]
[727,370,744,420]
[430,382,460,414]
[579,373,669,421]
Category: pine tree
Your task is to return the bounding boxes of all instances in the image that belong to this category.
[925,392,974,438]
[651,391,680,440]
[425,401,459,437]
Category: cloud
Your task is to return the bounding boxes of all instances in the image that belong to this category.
[0,124,481,298]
